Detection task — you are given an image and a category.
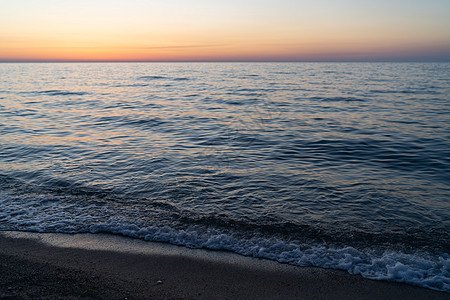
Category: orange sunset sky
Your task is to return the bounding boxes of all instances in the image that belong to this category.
[1,0,449,62]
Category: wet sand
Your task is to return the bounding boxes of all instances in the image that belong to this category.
[0,231,447,299]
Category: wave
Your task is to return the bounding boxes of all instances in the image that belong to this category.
[270,138,450,181]
[238,74,261,78]
[138,75,166,80]
[90,223,449,293]
[0,192,448,292]
[370,89,441,95]
[30,90,89,96]
[91,115,169,130]
[308,96,367,102]
[138,76,190,81]
[113,83,150,87]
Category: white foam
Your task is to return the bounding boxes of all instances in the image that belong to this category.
[1,193,449,292]
[89,222,449,291]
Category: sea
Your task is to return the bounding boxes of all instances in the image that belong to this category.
[0,62,449,292]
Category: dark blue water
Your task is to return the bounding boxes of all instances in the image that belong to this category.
[1,63,449,291]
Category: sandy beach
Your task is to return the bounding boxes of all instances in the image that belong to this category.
[0,231,447,299]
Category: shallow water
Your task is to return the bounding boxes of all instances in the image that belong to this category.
[1,62,449,291]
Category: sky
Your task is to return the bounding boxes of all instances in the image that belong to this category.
[0,0,449,62]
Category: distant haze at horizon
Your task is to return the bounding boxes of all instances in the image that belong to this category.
[1,0,449,62]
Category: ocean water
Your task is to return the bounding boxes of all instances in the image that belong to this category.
[0,62,449,291]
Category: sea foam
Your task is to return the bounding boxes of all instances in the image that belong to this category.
[1,193,448,292]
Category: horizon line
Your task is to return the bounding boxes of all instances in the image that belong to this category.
[1,59,450,63]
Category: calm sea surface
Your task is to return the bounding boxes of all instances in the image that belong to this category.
[1,63,449,291]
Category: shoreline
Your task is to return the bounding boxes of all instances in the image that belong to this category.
[0,231,448,299]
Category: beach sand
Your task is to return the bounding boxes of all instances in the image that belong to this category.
[0,231,447,299]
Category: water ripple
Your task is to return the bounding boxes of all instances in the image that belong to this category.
[0,62,449,291]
